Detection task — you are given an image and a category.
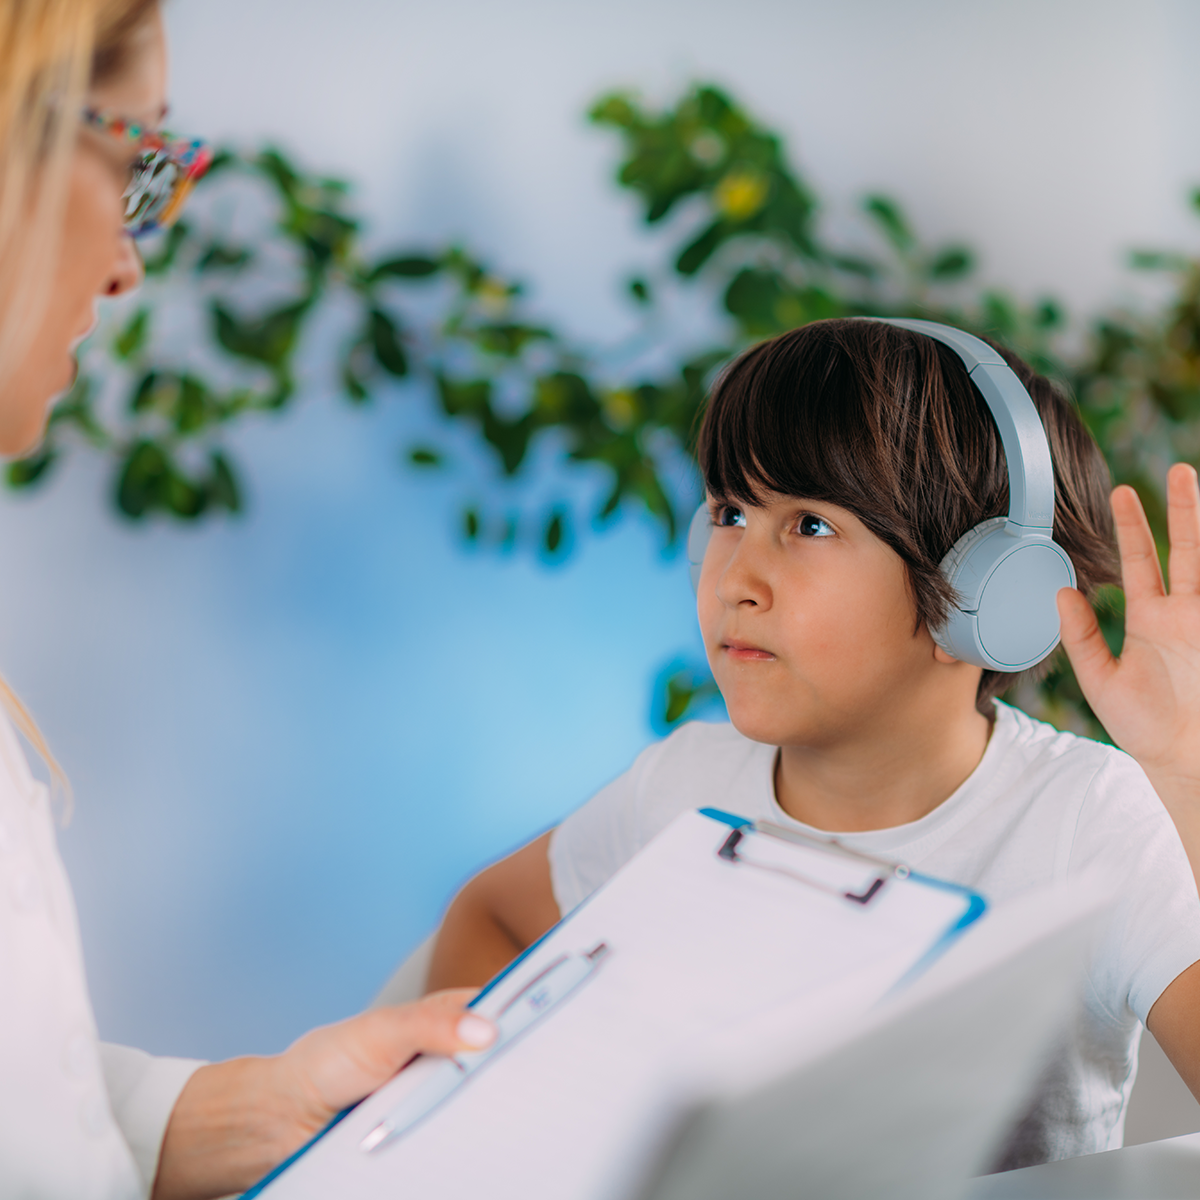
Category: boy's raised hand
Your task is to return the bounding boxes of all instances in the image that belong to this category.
[1057,463,1200,838]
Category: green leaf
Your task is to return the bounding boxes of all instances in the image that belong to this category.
[1034,299,1064,330]
[541,507,570,559]
[207,451,242,513]
[165,470,207,518]
[370,255,441,281]
[408,446,444,467]
[342,359,369,403]
[629,277,651,304]
[212,301,306,368]
[370,309,408,376]
[197,244,252,271]
[723,268,786,334]
[675,220,726,276]
[1129,249,1189,272]
[437,377,491,417]
[113,308,150,361]
[141,222,190,276]
[927,246,973,281]
[116,440,169,518]
[462,507,481,542]
[863,194,916,255]
[829,254,880,281]
[175,376,211,434]
[652,660,723,733]
[131,371,172,414]
[475,323,552,357]
[255,148,302,198]
[6,449,55,489]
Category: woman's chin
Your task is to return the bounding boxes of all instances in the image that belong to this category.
[0,379,62,458]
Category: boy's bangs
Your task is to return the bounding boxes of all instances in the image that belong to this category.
[700,327,902,530]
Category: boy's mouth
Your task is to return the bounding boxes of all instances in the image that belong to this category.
[722,639,777,662]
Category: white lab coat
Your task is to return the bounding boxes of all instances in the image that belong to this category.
[0,713,201,1198]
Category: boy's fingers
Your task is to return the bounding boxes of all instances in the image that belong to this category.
[1111,485,1165,602]
[1057,587,1117,697]
[1167,463,1200,596]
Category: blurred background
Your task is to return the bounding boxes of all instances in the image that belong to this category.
[3,0,1200,1100]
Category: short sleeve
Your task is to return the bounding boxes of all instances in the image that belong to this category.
[549,741,662,914]
[99,1043,205,1195]
[1067,753,1200,1025]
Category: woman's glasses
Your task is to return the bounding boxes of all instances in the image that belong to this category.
[82,108,213,239]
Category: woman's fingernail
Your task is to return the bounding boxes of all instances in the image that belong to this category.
[457,1014,496,1049]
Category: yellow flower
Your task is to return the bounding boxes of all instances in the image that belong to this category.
[603,389,638,430]
[476,277,511,316]
[714,170,769,222]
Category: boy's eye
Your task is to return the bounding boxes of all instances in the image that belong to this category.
[797,513,834,538]
[714,504,746,528]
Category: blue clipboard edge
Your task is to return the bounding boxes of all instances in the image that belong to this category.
[241,807,986,1196]
[239,882,580,1195]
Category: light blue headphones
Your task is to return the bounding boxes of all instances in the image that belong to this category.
[685,317,1077,673]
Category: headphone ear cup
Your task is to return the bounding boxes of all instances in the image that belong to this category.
[687,504,712,594]
[936,519,1077,671]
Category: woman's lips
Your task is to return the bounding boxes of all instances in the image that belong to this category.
[722,640,776,662]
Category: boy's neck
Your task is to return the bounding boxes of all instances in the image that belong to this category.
[772,701,993,834]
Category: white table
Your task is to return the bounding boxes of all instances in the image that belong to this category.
[966,1133,1200,1198]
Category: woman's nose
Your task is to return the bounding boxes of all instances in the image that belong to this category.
[103,234,143,297]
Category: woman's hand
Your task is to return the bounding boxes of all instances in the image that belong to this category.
[1057,462,1200,873]
[152,989,495,1200]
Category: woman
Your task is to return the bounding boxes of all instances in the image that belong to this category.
[0,3,494,1197]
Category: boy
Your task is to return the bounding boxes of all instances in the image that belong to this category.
[428,319,1200,1169]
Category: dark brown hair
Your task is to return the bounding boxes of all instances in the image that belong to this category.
[695,318,1118,712]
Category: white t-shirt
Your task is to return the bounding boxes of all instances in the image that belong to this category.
[549,702,1200,1170]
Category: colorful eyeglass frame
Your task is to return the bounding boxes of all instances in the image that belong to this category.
[82,107,213,239]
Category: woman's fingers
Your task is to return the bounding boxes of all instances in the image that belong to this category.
[1111,484,1165,603]
[338,990,494,1078]
[283,991,496,1120]
[1057,586,1117,702]
[1167,463,1200,596]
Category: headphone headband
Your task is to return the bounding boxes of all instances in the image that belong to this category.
[864,318,1056,532]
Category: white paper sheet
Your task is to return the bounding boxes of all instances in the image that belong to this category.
[255,809,981,1200]
[637,877,1110,1200]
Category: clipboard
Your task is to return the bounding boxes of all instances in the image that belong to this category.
[245,807,987,1200]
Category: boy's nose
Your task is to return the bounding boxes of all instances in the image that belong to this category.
[715,541,772,610]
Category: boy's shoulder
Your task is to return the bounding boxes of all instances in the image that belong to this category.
[993,701,1160,819]
[996,701,1139,773]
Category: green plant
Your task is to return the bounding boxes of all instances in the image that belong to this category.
[11,84,1200,739]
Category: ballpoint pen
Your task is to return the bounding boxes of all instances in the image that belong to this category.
[360,942,610,1154]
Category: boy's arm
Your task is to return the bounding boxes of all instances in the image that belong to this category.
[426,832,561,991]
[1057,462,1200,891]
[1059,463,1200,1099]
[1147,961,1200,1103]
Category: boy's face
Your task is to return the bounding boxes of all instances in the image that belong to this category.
[698,491,956,750]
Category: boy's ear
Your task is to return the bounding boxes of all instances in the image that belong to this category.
[932,644,961,665]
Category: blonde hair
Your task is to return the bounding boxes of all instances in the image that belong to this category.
[0,0,158,808]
